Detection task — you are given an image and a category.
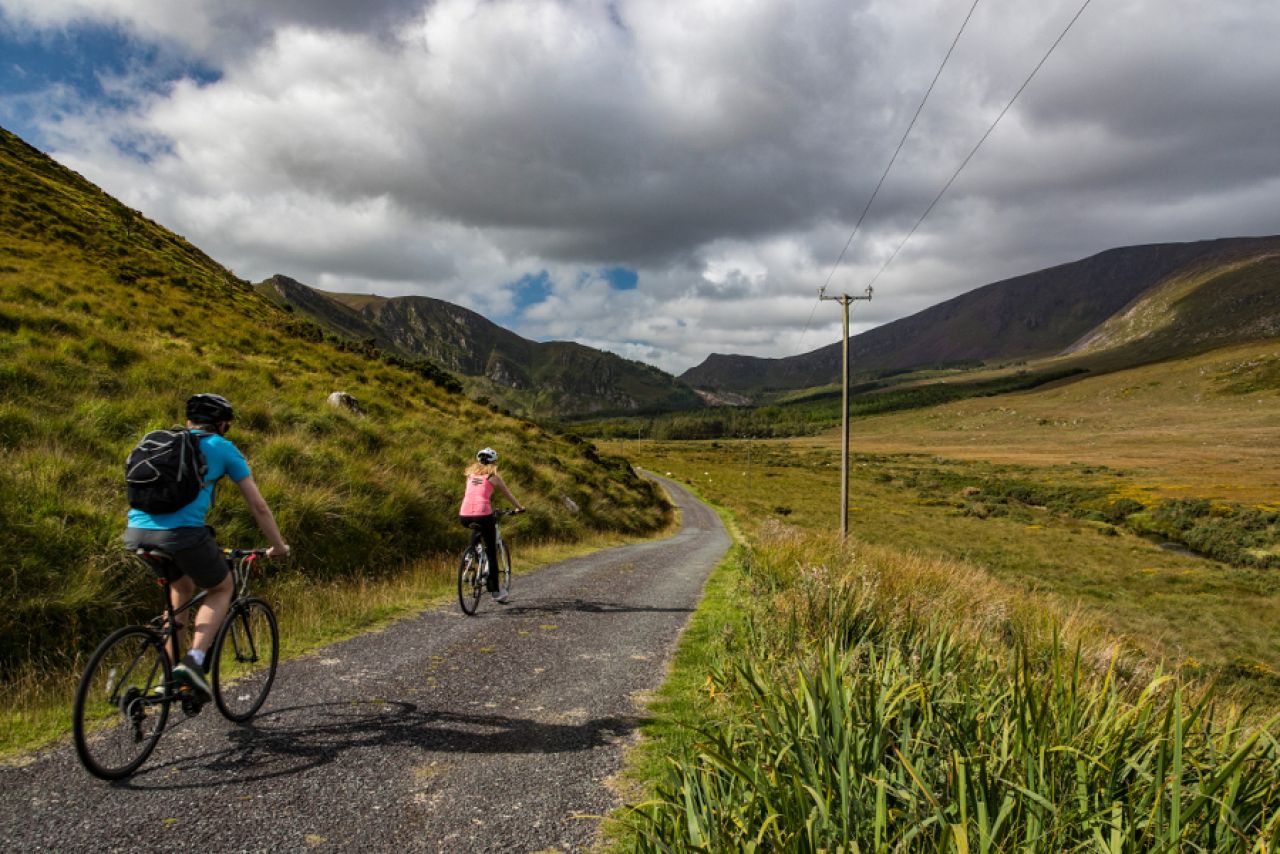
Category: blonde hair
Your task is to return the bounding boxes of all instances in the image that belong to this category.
[466,462,498,478]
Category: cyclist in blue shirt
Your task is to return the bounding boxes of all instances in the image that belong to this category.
[123,393,290,699]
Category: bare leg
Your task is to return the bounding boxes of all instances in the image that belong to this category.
[190,574,234,656]
[165,576,197,664]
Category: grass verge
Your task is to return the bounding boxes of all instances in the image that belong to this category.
[605,515,1280,850]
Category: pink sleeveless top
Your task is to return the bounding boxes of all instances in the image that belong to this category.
[460,474,494,516]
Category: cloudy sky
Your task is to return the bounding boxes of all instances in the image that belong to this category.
[2,0,1278,373]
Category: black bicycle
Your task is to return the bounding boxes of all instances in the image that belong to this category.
[72,548,280,780]
[457,509,520,615]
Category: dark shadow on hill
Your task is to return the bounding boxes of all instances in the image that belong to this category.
[116,700,648,791]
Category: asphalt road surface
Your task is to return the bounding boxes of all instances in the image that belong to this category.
[0,475,729,853]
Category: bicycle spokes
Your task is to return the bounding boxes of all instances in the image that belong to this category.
[72,627,172,780]
[211,598,279,722]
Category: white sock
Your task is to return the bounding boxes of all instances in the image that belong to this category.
[188,649,205,667]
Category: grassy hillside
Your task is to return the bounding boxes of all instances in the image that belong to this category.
[834,340,1280,506]
[1069,251,1280,370]
[0,125,669,680]
[680,236,1280,398]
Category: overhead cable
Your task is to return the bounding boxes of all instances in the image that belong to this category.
[863,0,1094,292]
[793,0,981,357]
[819,0,982,298]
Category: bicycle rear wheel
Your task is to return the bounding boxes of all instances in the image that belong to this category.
[72,625,171,780]
[495,540,512,595]
[458,547,484,615]
[211,597,279,722]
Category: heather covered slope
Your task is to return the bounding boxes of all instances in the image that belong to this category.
[0,125,669,675]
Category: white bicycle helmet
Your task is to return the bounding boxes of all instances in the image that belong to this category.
[476,447,498,464]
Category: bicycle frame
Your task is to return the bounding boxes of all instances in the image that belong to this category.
[458,509,518,615]
[133,547,267,698]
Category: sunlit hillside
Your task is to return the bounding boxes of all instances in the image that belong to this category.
[827,340,1280,505]
[0,125,669,678]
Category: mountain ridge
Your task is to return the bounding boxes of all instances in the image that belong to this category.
[256,274,706,419]
[681,236,1280,398]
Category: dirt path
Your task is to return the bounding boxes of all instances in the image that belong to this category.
[0,475,729,853]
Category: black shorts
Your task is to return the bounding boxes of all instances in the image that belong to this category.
[123,526,228,588]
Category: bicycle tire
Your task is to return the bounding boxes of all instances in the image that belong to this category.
[495,539,512,596]
[211,597,279,722]
[72,625,171,780]
[458,547,484,615]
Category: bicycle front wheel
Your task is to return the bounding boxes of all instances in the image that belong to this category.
[458,547,484,615]
[495,540,512,595]
[211,597,279,722]
[72,625,171,780]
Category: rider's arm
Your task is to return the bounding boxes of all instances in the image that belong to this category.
[236,475,291,557]
[490,473,525,512]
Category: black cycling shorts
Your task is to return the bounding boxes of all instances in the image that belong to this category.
[123,526,228,588]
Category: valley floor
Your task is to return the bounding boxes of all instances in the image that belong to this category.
[603,341,1280,707]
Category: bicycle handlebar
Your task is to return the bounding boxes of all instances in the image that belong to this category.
[224,548,280,569]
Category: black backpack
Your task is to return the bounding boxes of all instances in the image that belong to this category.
[124,428,209,514]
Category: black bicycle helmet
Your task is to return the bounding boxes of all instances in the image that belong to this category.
[476,447,498,464]
[186,393,234,424]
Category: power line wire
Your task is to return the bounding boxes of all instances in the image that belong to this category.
[793,0,981,356]
[863,0,1094,292]
[819,0,982,299]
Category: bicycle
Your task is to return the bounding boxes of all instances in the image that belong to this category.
[71,547,280,780]
[457,509,520,615]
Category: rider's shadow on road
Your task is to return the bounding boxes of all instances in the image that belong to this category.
[120,700,648,791]
[499,597,692,616]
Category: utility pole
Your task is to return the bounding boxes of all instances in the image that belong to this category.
[819,285,873,538]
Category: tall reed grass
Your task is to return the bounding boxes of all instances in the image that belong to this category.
[618,523,1280,850]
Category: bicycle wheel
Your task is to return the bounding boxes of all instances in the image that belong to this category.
[495,540,512,595]
[458,547,484,615]
[211,597,279,722]
[72,625,171,780]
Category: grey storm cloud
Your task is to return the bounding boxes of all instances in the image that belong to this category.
[3,0,1278,373]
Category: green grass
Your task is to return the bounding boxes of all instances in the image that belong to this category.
[613,440,1280,707]
[605,513,1280,850]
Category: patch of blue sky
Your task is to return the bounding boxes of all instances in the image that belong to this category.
[0,18,219,148]
[506,270,553,315]
[573,268,637,290]
[602,266,638,291]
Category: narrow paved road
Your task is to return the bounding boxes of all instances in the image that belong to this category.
[0,476,728,853]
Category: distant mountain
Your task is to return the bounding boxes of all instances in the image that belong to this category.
[681,236,1280,398]
[256,275,705,419]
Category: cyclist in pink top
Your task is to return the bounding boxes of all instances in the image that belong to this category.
[459,447,524,602]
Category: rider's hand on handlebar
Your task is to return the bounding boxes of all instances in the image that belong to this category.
[266,544,291,559]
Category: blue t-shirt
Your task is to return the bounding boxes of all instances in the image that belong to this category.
[126,431,252,530]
